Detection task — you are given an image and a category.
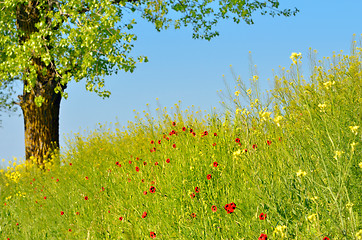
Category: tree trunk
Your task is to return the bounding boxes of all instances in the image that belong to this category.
[16,1,64,166]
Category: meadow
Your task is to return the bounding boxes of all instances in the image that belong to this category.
[0,42,361,239]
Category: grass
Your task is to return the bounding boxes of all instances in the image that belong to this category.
[1,40,361,239]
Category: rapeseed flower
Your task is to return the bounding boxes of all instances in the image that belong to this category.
[333,150,344,160]
[273,225,287,238]
[296,169,307,177]
[349,126,359,135]
[290,52,302,64]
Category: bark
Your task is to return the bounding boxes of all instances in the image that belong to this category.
[16,1,64,166]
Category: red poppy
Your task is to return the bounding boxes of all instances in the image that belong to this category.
[192,132,196,136]
[207,174,212,180]
[212,143,216,146]
[44,196,47,200]
[259,213,266,220]
[182,127,186,131]
[69,229,72,232]
[190,193,195,198]
[76,212,80,215]
[172,144,176,148]
[267,140,271,145]
[224,202,236,213]
[203,131,208,136]
[143,161,147,165]
[190,129,193,133]
[101,187,105,191]
[129,161,132,164]
[211,205,217,212]
[166,137,170,141]
[213,161,218,167]
[235,138,240,143]
[150,186,156,193]
[61,211,64,215]
[69,163,72,166]
[119,217,123,221]
[143,191,147,195]
[252,144,257,149]
[195,187,200,193]
[166,158,170,163]
[150,231,156,239]
[258,233,268,240]
[142,211,147,218]
[84,196,88,200]
[323,238,330,240]
[158,140,162,144]
[191,213,196,218]
[136,166,140,172]
[115,161,119,165]
[85,176,89,180]
[214,133,217,136]
[172,121,176,126]
[155,162,158,166]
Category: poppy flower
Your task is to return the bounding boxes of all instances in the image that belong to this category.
[172,144,176,148]
[69,229,72,232]
[116,161,119,165]
[136,166,140,172]
[191,213,196,218]
[150,231,156,239]
[192,132,196,136]
[323,238,330,240]
[213,161,218,167]
[172,121,176,126]
[129,161,132,164]
[84,196,88,200]
[195,187,200,193]
[155,162,158,166]
[252,144,257,149]
[211,205,217,212]
[143,191,147,195]
[207,174,212,180]
[61,211,64,215]
[166,158,170,163]
[258,233,268,240]
[235,138,240,143]
[203,131,208,136]
[142,211,147,218]
[69,163,72,166]
[44,196,47,200]
[190,129,193,133]
[85,176,89,180]
[259,213,266,220]
[267,140,271,145]
[182,127,186,131]
[150,140,154,144]
[143,161,147,165]
[212,143,216,146]
[76,212,80,215]
[224,202,236,213]
[101,187,105,191]
[190,193,195,198]
[150,186,156,193]
[119,217,123,221]
[214,133,217,136]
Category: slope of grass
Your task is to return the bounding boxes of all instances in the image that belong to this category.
[1,43,361,239]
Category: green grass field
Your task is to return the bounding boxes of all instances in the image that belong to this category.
[1,43,361,239]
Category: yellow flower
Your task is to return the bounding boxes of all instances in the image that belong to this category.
[358,162,362,168]
[233,149,242,159]
[318,103,327,112]
[356,229,362,240]
[333,150,345,160]
[246,89,252,95]
[290,52,302,64]
[274,115,283,127]
[323,80,335,89]
[235,108,242,115]
[346,202,354,209]
[307,213,317,222]
[235,90,240,97]
[273,225,287,238]
[259,111,271,121]
[296,169,307,177]
[351,142,358,152]
[349,126,359,135]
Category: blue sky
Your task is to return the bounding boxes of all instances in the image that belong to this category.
[1,0,361,167]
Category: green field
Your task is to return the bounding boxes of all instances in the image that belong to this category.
[1,45,361,239]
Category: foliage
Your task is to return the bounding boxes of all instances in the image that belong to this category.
[1,42,361,239]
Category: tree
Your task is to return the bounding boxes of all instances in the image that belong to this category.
[0,0,298,167]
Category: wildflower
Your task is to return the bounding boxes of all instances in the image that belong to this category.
[207,174,212,180]
[143,161,147,165]
[84,196,88,200]
[69,229,72,232]
[44,196,47,200]
[349,126,359,135]
[260,111,271,121]
[259,233,268,240]
[142,211,147,218]
[290,52,302,64]
[214,133,217,136]
[296,169,307,177]
[211,205,217,212]
[195,187,200,193]
[224,202,236,214]
[235,138,240,143]
[323,237,330,240]
[346,202,354,209]
[76,212,80,215]
[235,90,240,96]
[273,225,287,238]
[233,149,242,159]
[267,140,271,146]
[190,193,195,198]
[172,121,176,126]
[359,162,362,168]
[136,166,140,172]
[173,144,176,148]
[150,140,154,144]
[166,158,170,163]
[129,161,132,164]
[318,103,327,112]
[119,217,123,221]
[61,211,64,215]
[236,108,242,115]
[158,140,161,144]
[356,229,362,239]
[247,89,252,95]
[333,150,345,160]
[259,213,267,220]
[351,142,358,152]
[213,161,218,167]
[307,213,317,222]
[116,161,119,165]
[212,143,216,146]
[150,186,156,193]
[155,162,158,165]
[85,176,89,180]
[323,80,335,89]
[191,213,196,218]
[143,191,147,195]
[150,231,156,239]
[274,115,283,127]
[252,144,257,149]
